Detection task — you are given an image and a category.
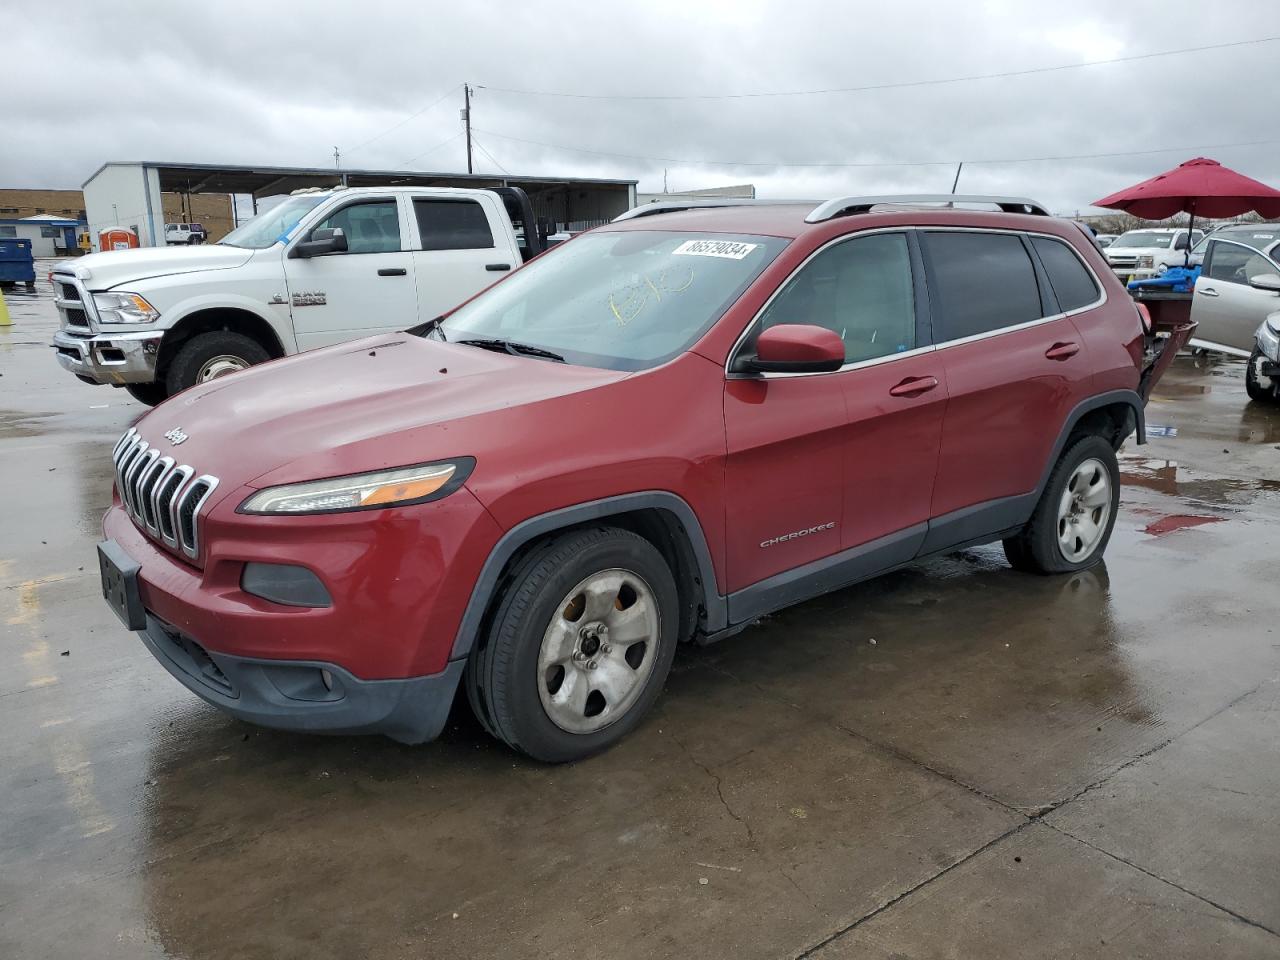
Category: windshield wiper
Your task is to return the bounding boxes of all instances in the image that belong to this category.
[455,337,564,363]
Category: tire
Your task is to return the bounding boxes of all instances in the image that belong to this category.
[1002,434,1120,575]
[1245,349,1278,403]
[465,526,680,762]
[165,331,270,396]
[124,382,169,406]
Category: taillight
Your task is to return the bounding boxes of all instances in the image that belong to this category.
[1136,302,1153,335]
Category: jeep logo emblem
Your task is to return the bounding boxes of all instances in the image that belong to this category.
[164,427,188,446]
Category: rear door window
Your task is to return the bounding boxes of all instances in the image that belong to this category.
[414,198,495,251]
[1031,236,1100,312]
[923,232,1043,340]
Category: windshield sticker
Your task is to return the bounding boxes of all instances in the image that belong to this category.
[672,239,759,260]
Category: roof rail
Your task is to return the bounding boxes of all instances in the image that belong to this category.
[612,199,808,222]
[805,194,1050,223]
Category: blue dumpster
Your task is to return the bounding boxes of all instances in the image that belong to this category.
[0,238,36,287]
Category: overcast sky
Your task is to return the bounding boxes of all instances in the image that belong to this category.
[7,1,1279,215]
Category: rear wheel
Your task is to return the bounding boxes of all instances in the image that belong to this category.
[465,526,679,762]
[1245,349,1278,403]
[124,382,169,406]
[1003,434,1120,575]
[165,331,269,396]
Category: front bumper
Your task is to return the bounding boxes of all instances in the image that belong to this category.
[139,613,464,743]
[1256,320,1280,364]
[1111,266,1161,284]
[52,328,162,384]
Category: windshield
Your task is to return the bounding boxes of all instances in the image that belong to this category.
[218,195,327,249]
[1111,231,1176,249]
[433,231,789,371]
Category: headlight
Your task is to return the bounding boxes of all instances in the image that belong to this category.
[1137,256,1154,269]
[93,291,160,324]
[239,459,473,515]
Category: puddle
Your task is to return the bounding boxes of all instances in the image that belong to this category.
[1120,454,1280,507]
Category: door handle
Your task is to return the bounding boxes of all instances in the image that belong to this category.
[377,267,407,277]
[1045,341,1080,361]
[888,375,939,398]
[486,263,512,272]
[1199,286,1218,297]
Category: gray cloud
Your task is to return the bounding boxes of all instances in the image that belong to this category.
[7,0,1279,214]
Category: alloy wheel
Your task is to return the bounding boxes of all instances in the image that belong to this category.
[1057,457,1112,562]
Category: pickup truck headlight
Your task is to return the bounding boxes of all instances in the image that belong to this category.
[1137,256,1154,269]
[239,459,473,515]
[93,292,160,324]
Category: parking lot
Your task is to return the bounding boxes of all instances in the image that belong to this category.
[2,265,1278,958]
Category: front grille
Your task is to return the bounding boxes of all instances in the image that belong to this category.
[64,308,88,327]
[59,283,80,302]
[112,428,219,560]
[1109,258,1137,269]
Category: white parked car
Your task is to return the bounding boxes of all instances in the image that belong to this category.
[52,186,551,404]
[1104,227,1204,283]
[1188,224,1280,359]
[164,222,207,245]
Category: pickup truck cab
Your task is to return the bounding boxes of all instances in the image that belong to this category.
[1104,227,1204,283]
[52,186,546,404]
[164,222,206,245]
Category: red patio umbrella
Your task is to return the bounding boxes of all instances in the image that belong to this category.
[1094,157,1280,262]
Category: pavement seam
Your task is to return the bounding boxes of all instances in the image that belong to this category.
[1045,821,1280,940]
[792,820,1034,958]
[668,731,757,848]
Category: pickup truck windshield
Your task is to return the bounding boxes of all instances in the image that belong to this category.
[1111,231,1180,249]
[218,195,327,249]
[434,231,788,371]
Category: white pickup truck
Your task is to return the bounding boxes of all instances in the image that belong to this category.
[52,186,550,404]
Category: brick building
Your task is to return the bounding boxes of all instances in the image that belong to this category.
[0,188,235,241]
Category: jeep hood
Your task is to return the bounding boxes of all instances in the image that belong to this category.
[64,244,255,290]
[135,334,629,492]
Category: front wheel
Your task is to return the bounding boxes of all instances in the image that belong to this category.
[1003,435,1120,575]
[165,331,270,396]
[1245,349,1278,403]
[465,526,679,762]
[124,382,169,406]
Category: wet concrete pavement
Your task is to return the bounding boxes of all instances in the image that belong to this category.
[2,264,1279,958]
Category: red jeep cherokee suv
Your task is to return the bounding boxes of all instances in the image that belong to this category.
[98,195,1191,761]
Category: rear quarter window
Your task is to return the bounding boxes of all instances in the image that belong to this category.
[1031,236,1100,312]
[923,231,1043,341]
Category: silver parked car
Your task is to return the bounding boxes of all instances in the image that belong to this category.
[1249,312,1280,403]
[1189,225,1280,357]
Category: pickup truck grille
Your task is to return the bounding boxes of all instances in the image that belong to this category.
[112,428,219,560]
[54,272,94,330]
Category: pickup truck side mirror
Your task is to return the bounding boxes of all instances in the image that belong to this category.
[290,227,348,259]
[1248,274,1280,294]
[1174,235,1189,251]
[739,324,846,374]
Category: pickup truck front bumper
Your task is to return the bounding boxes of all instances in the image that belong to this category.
[52,329,162,385]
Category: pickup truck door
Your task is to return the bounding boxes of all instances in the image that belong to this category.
[1192,238,1280,354]
[407,194,518,321]
[283,195,418,351]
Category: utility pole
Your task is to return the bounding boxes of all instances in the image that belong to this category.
[950,162,964,194]
[334,146,347,186]
[462,83,473,175]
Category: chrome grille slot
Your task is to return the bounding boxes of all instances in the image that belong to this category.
[110,429,219,561]
[59,283,80,302]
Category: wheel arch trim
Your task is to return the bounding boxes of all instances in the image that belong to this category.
[449,492,725,661]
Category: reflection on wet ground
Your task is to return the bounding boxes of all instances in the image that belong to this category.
[2,275,1279,959]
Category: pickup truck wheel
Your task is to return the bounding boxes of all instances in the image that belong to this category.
[165,332,269,395]
[1245,349,1278,403]
[1003,435,1119,575]
[465,526,679,762]
[124,382,169,406]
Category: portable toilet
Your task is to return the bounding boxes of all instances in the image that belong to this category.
[98,228,139,252]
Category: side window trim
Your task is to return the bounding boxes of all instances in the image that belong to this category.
[297,197,403,256]
[1020,233,1058,318]
[726,227,933,378]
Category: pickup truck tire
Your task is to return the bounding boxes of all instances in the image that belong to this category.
[1003,435,1119,575]
[1246,349,1277,403]
[165,331,269,396]
[124,382,169,406]
[465,526,679,762]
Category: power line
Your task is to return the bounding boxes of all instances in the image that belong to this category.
[477,35,1280,101]
[474,128,1280,170]
[345,84,461,154]
[397,132,464,168]
[471,137,510,175]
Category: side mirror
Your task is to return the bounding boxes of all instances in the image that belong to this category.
[743,325,845,374]
[1174,236,1189,250]
[1248,274,1280,294]
[290,227,347,259]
